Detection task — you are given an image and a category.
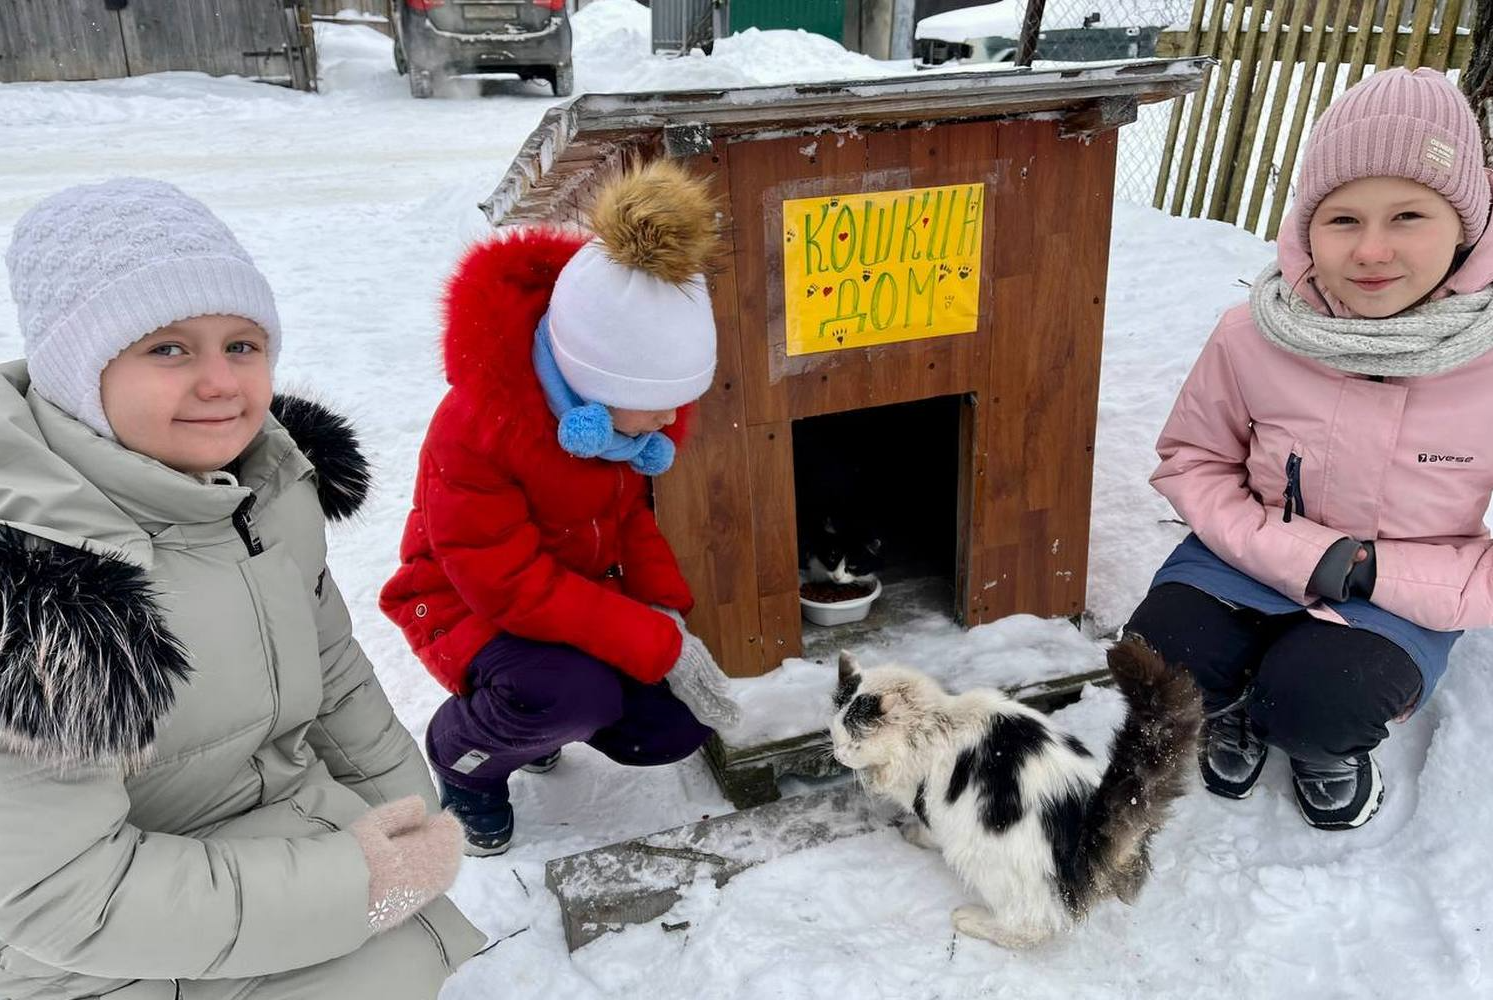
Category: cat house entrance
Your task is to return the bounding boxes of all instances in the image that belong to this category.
[792,393,966,653]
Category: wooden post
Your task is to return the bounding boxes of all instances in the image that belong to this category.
[1465,0,1493,162]
[1016,0,1047,66]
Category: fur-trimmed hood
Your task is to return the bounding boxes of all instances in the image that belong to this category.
[0,360,370,768]
[440,227,696,442]
[442,225,589,403]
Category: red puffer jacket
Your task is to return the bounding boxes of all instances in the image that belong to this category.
[380,228,693,695]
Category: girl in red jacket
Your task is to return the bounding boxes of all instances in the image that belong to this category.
[1126,69,1493,831]
[382,161,739,854]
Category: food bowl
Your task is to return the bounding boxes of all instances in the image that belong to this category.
[799,578,883,627]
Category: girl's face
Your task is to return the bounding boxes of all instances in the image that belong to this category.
[1308,176,1464,318]
[100,314,272,473]
[610,406,677,436]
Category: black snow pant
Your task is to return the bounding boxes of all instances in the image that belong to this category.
[1125,583,1423,765]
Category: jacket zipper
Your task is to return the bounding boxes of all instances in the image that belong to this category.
[233,494,264,556]
[1282,453,1305,523]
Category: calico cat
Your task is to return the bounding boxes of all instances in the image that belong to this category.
[830,638,1201,948]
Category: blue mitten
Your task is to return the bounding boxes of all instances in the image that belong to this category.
[557,403,614,458]
[632,433,676,476]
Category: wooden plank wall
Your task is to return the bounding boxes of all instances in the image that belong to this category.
[119,0,295,83]
[652,139,770,675]
[978,119,1114,625]
[0,0,308,89]
[0,0,129,83]
[654,118,1115,675]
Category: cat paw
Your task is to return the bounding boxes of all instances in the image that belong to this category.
[898,820,937,850]
[951,906,1049,949]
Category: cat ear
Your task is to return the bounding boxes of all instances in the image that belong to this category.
[838,650,861,684]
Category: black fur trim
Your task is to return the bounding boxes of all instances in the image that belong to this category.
[270,395,371,521]
[0,528,192,769]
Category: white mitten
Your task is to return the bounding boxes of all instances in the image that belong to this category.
[655,608,742,730]
[349,796,464,933]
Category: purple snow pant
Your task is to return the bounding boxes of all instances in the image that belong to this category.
[426,633,713,800]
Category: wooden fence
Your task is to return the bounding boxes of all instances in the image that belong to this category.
[0,0,317,90]
[1153,0,1478,239]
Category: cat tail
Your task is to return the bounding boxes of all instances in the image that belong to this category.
[1067,636,1202,914]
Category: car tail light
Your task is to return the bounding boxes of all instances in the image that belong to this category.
[531,0,565,11]
[407,0,445,11]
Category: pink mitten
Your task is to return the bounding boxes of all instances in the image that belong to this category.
[349,796,464,932]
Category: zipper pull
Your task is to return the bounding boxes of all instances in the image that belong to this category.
[1282,454,1304,523]
[233,495,264,556]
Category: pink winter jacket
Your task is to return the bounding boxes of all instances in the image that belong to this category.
[1152,190,1493,633]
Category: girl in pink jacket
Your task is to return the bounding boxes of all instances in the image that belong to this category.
[1126,68,1493,830]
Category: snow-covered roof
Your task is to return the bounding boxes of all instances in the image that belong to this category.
[480,57,1210,227]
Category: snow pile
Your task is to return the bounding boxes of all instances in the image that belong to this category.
[573,0,897,92]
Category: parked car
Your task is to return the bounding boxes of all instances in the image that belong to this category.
[390,0,573,99]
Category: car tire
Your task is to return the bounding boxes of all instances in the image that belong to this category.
[409,66,437,98]
[550,63,573,98]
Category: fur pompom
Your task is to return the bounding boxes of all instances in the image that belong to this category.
[633,432,676,475]
[0,528,191,770]
[558,402,614,457]
[588,160,720,285]
[270,395,372,521]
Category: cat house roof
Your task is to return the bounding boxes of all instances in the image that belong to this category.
[480,57,1210,228]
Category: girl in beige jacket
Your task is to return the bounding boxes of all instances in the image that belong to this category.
[0,178,483,1000]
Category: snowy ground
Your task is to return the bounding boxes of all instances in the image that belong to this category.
[2,7,1490,997]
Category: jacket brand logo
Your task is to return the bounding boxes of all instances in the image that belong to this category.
[1418,453,1475,464]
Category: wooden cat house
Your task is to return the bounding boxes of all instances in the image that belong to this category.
[483,62,1206,802]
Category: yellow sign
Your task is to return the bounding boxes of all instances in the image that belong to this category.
[782,183,984,357]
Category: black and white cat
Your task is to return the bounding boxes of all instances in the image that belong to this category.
[830,638,1201,948]
[802,514,884,584]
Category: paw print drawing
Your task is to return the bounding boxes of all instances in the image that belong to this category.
[943,294,955,310]
[958,264,972,279]
[861,269,872,282]
[828,198,840,208]
[831,325,849,344]
[937,263,953,283]
[806,283,820,298]
[786,227,797,243]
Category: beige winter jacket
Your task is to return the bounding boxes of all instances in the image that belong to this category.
[0,361,483,1000]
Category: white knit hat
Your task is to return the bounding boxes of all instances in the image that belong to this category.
[5,178,281,438]
[547,239,717,410]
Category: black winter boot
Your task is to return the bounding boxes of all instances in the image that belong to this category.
[1199,699,1269,799]
[437,777,514,857]
[1291,754,1384,830]
[520,748,562,773]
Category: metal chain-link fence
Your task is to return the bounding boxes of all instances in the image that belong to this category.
[1022,0,1194,204]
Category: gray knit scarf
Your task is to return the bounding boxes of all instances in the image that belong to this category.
[1250,265,1493,376]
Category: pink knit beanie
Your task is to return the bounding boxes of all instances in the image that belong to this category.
[1294,67,1490,250]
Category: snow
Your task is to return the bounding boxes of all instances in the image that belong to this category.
[1,10,1489,998]
[916,0,1192,43]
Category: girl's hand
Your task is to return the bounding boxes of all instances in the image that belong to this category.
[350,797,464,933]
